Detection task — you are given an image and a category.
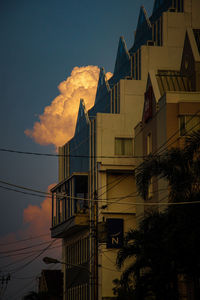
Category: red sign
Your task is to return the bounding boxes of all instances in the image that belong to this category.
[144,86,153,123]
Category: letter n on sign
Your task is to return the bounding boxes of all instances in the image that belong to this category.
[106,218,124,249]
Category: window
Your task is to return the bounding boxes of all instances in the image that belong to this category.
[148,178,153,199]
[66,237,89,269]
[152,16,163,46]
[147,133,152,155]
[131,55,135,78]
[110,83,120,114]
[171,0,184,12]
[131,49,141,80]
[115,138,133,155]
[179,115,200,136]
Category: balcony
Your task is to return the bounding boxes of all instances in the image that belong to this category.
[51,212,89,238]
[51,173,89,238]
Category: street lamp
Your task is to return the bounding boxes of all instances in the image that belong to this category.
[43,257,61,265]
[43,256,91,274]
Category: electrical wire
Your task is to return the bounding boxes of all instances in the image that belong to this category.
[9,276,38,300]
[1,112,200,206]
[0,243,61,263]
[0,147,146,159]
[0,180,49,195]
[155,109,200,155]
[0,184,49,198]
[9,239,57,275]
[1,97,200,299]
[0,180,199,207]
[0,240,57,255]
[0,233,50,247]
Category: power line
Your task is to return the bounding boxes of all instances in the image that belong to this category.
[155,109,200,155]
[0,233,50,247]
[1,114,200,204]
[0,185,49,198]
[0,243,61,267]
[0,177,199,206]
[10,239,57,275]
[0,147,145,159]
[0,240,57,255]
[0,180,49,195]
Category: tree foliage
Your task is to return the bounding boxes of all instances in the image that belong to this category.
[114,130,200,300]
[22,291,51,300]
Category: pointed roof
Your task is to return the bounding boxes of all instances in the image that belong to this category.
[130,6,152,53]
[151,0,172,22]
[75,99,89,136]
[94,67,110,104]
[142,74,155,123]
[152,0,165,13]
[138,6,151,29]
[114,36,130,75]
[180,29,200,91]
[180,28,200,74]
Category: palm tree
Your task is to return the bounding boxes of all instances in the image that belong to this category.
[115,130,200,300]
[116,210,174,300]
[22,291,50,300]
[136,130,200,203]
[23,291,39,300]
[136,130,200,298]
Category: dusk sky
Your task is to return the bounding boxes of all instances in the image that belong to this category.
[0,0,153,298]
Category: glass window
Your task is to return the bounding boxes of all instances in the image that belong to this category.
[131,55,135,79]
[157,19,160,46]
[115,138,133,155]
[179,115,200,136]
[147,133,152,155]
[135,52,138,80]
[117,83,120,113]
[138,49,141,80]
[148,178,153,199]
[112,88,114,113]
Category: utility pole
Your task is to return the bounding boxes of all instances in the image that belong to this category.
[89,190,98,300]
[0,273,11,300]
[94,190,98,300]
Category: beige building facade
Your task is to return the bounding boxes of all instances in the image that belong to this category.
[50,1,200,299]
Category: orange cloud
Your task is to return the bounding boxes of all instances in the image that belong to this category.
[22,183,55,239]
[25,66,112,148]
[0,184,58,264]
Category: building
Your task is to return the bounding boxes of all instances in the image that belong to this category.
[134,10,200,215]
[50,1,200,299]
[38,270,63,300]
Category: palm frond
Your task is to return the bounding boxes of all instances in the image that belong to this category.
[185,129,200,158]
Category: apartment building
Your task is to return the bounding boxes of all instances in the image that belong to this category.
[50,1,200,299]
[134,18,200,215]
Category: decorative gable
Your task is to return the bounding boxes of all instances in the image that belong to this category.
[130,6,152,53]
[142,75,155,123]
[152,0,166,13]
[113,36,130,76]
[94,67,110,104]
[151,0,172,21]
[180,29,200,91]
[75,99,89,135]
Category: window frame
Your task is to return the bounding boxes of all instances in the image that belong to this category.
[179,115,200,136]
[115,137,133,156]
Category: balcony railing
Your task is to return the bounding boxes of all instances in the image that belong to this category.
[51,173,89,238]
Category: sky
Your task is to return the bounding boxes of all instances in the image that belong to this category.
[0,0,154,298]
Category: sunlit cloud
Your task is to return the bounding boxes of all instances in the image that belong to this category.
[25,66,112,148]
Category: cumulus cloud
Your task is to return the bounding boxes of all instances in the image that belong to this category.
[25,66,112,148]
